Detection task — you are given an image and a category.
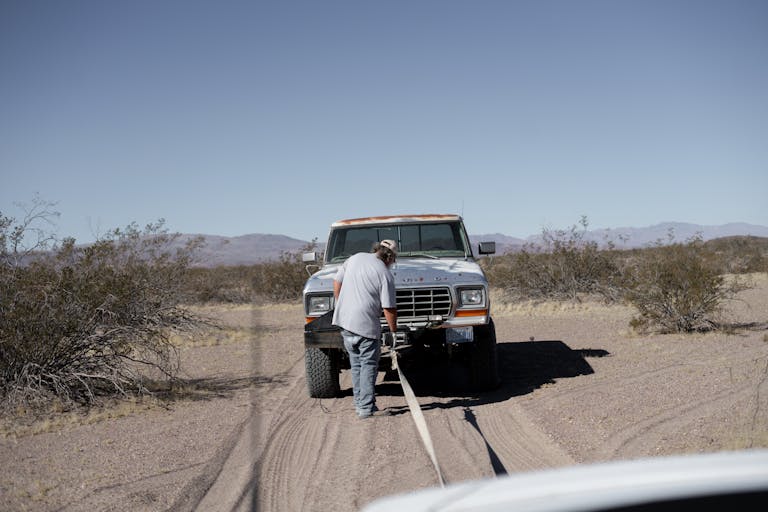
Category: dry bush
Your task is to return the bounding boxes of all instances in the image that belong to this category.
[484,218,758,334]
[183,241,318,304]
[184,265,258,303]
[483,217,622,303]
[622,237,751,333]
[702,236,768,274]
[252,249,311,302]
[1,201,208,408]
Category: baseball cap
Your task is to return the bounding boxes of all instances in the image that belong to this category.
[380,239,398,255]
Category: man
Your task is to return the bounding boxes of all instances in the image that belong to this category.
[332,239,398,419]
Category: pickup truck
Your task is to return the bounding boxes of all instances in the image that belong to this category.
[302,214,499,398]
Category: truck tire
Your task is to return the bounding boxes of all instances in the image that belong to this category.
[469,319,500,391]
[305,347,341,398]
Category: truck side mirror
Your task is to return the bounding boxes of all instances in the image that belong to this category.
[478,242,496,255]
[303,252,321,276]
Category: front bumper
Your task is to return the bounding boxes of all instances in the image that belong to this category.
[303,309,489,350]
[304,328,344,349]
[304,311,344,348]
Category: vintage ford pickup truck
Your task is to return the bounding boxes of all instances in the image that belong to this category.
[302,214,498,398]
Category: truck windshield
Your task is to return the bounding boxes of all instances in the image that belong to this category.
[326,222,469,263]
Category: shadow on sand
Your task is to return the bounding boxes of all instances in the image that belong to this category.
[368,339,610,411]
[364,340,610,476]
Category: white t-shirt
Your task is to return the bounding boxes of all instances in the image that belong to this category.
[332,253,396,339]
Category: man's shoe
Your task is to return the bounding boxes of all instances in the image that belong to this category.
[358,409,391,419]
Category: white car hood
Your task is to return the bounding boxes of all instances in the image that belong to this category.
[390,259,486,286]
[303,258,487,294]
[362,450,768,512]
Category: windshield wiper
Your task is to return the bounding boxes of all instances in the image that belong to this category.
[401,252,439,259]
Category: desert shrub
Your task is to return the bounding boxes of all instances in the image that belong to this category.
[483,217,622,303]
[1,203,207,407]
[184,265,258,303]
[621,237,750,333]
[484,218,757,334]
[703,236,768,274]
[183,241,318,304]
[253,248,313,302]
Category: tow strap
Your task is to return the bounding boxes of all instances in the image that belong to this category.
[390,347,446,487]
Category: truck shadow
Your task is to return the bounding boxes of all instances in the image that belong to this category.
[374,340,610,411]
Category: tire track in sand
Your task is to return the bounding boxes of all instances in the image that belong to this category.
[255,374,364,512]
[592,380,760,459]
[526,354,768,462]
[192,354,307,512]
[254,370,577,511]
[471,400,575,472]
[202,349,582,512]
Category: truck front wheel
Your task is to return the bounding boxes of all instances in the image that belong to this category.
[469,319,500,391]
[305,347,341,398]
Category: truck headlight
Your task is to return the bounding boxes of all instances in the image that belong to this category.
[458,288,485,307]
[307,294,333,315]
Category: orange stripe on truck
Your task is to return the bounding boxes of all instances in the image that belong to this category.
[454,309,488,318]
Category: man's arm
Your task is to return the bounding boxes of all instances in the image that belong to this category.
[333,279,341,300]
[383,307,397,333]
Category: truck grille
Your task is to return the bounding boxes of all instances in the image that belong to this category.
[395,287,452,318]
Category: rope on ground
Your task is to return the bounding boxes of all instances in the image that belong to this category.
[391,348,446,487]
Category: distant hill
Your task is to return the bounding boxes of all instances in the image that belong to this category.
[469,233,526,254]
[571,222,768,249]
[177,234,314,267]
[185,222,768,266]
[474,223,768,254]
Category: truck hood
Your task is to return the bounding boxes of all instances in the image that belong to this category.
[303,258,487,294]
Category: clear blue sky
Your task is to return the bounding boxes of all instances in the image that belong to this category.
[2,0,767,243]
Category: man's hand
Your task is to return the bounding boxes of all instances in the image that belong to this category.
[383,332,397,347]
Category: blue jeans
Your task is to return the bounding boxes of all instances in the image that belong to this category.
[341,329,380,416]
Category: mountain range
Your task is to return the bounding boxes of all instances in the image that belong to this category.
[184,222,768,267]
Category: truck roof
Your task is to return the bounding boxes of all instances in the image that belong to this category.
[331,214,462,227]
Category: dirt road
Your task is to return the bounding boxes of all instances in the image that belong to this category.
[201,276,768,512]
[203,319,575,512]
[2,276,768,511]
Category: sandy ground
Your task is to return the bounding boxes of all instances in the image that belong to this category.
[2,274,767,511]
